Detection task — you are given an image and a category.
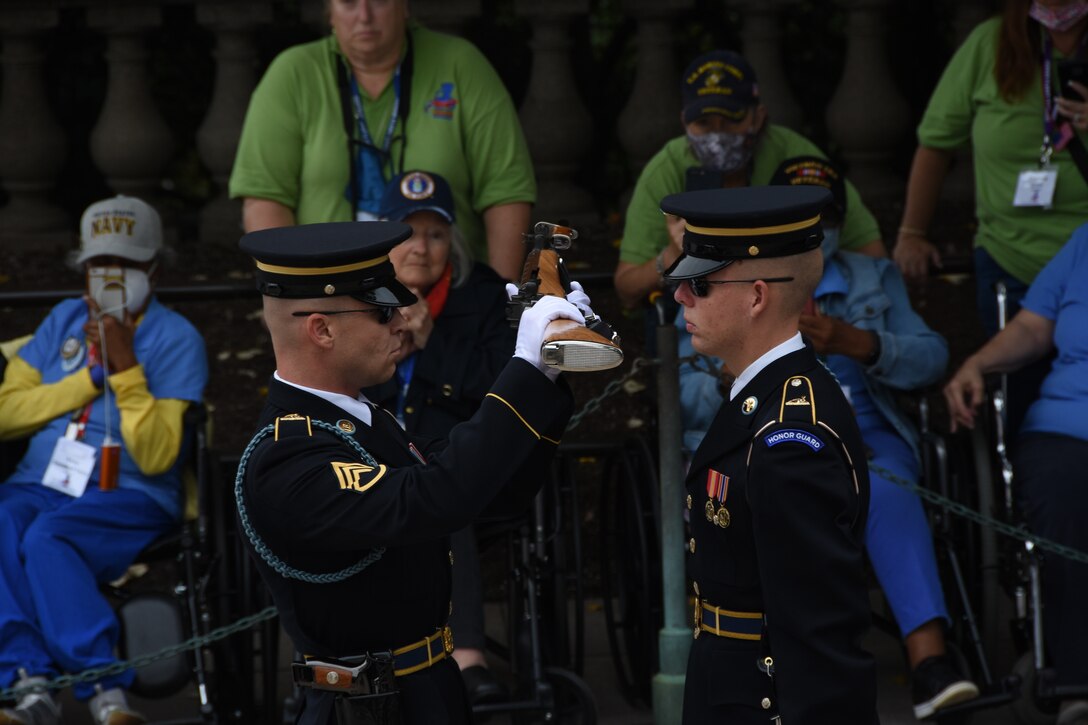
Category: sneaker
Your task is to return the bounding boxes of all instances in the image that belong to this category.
[0,674,61,725]
[912,655,981,719]
[89,687,146,725]
[1058,700,1088,725]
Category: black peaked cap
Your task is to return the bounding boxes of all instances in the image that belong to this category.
[661,185,831,280]
[239,221,416,307]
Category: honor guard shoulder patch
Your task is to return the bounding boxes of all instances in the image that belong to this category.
[274,414,313,441]
[778,376,815,424]
[331,461,387,493]
[764,428,825,451]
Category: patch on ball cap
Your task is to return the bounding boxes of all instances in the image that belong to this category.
[400,172,436,201]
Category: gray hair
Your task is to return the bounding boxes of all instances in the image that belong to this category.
[449,224,472,288]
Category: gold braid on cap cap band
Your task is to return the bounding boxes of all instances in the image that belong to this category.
[685,215,820,237]
[255,255,389,276]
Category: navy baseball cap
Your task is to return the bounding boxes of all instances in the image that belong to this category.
[681,50,760,125]
[379,170,455,223]
[769,156,847,223]
[661,185,830,280]
[239,221,417,307]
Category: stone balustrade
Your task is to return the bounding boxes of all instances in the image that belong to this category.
[0,0,963,252]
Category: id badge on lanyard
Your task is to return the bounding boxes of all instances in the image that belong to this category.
[350,69,401,221]
[1016,35,1071,208]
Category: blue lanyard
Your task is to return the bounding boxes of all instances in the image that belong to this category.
[1042,34,1060,158]
[349,66,401,159]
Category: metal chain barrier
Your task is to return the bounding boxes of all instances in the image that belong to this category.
[870,462,1088,565]
[9,355,1086,704]
[0,605,278,702]
[565,355,652,431]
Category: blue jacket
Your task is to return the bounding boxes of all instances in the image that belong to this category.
[678,251,948,462]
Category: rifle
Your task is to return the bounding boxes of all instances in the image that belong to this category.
[506,222,624,372]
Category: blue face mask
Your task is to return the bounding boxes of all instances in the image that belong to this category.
[820,228,841,264]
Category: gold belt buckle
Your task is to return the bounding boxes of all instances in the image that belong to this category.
[693,596,702,639]
[441,625,454,655]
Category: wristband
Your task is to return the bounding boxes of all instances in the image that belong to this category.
[89,364,105,389]
[897,225,927,238]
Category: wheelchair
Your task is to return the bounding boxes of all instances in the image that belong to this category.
[469,448,599,724]
[104,410,281,724]
[0,361,265,724]
[916,281,1088,724]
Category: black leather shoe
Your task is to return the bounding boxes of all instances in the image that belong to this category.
[461,665,507,706]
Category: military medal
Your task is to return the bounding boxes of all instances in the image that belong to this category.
[706,469,730,528]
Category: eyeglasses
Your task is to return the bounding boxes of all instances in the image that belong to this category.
[291,307,397,324]
[686,276,795,298]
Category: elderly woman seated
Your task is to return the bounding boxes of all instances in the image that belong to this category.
[945,221,1088,725]
[361,170,515,705]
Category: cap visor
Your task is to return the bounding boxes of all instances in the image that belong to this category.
[76,242,157,265]
[682,99,751,125]
[353,280,417,307]
[384,205,454,224]
[664,254,734,281]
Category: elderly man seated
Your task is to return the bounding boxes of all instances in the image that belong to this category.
[0,196,208,725]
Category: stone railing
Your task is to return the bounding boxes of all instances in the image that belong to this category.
[0,0,991,252]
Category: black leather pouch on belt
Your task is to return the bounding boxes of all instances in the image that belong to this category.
[333,690,401,725]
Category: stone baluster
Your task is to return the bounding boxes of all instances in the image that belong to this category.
[87,3,174,222]
[737,0,803,131]
[0,4,68,248]
[516,0,595,225]
[195,2,271,246]
[411,0,481,36]
[616,0,692,177]
[825,0,909,201]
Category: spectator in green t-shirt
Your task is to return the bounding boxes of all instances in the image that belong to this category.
[612,49,886,311]
[897,5,1088,435]
[229,0,536,282]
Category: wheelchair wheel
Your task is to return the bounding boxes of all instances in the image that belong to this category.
[1010,653,1059,725]
[599,438,661,707]
[537,457,586,674]
[513,667,598,725]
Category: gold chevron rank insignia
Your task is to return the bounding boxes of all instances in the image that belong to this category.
[331,461,387,493]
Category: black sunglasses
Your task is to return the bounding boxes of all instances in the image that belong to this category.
[687,276,795,298]
[291,307,397,324]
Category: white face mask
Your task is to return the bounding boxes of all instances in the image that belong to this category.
[687,131,755,173]
[88,264,155,319]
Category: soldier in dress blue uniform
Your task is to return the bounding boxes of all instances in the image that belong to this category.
[235,221,587,725]
[664,186,879,724]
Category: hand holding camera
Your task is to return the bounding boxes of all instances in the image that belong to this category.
[83,296,138,375]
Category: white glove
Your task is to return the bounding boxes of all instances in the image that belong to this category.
[566,280,595,319]
[512,294,585,380]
